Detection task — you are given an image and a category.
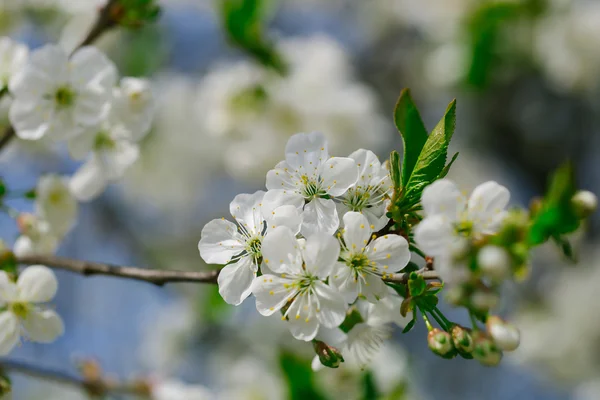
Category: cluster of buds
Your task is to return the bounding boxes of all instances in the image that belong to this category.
[427,316,519,366]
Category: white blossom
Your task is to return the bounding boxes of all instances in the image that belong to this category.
[251,226,347,341]
[111,77,155,139]
[330,212,410,303]
[265,132,358,236]
[14,214,59,257]
[0,265,64,355]
[9,44,116,140]
[0,37,28,91]
[199,191,301,306]
[151,380,212,400]
[35,174,78,237]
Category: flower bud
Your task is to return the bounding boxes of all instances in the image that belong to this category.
[477,246,511,282]
[451,325,474,353]
[16,213,36,235]
[471,290,499,312]
[572,190,597,218]
[472,332,503,366]
[428,328,455,358]
[486,315,520,351]
[312,340,344,369]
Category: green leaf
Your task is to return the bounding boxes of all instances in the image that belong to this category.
[400,297,413,317]
[552,235,577,263]
[529,162,580,245]
[416,294,438,312]
[438,152,459,179]
[402,312,416,333]
[361,370,379,400]
[408,271,426,297]
[220,0,286,74]
[401,99,457,208]
[389,150,401,190]
[393,89,428,186]
[386,281,407,298]
[279,351,327,400]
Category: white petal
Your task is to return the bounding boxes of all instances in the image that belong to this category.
[217,257,256,306]
[362,205,390,232]
[367,234,411,273]
[287,294,320,341]
[251,274,297,316]
[0,312,20,355]
[97,140,140,181]
[313,282,347,328]
[467,181,510,234]
[302,233,340,278]
[413,215,457,257]
[321,157,358,197]
[329,262,359,303]
[302,198,339,236]
[348,149,383,186]
[17,265,58,303]
[67,128,97,160]
[265,205,302,235]
[73,89,111,126]
[284,132,328,171]
[69,46,117,90]
[13,234,58,257]
[421,179,465,220]
[9,100,52,140]
[262,189,304,214]
[22,308,64,343]
[261,226,303,274]
[229,191,265,235]
[15,44,68,89]
[367,293,410,327]
[361,273,388,303]
[342,212,372,250]
[265,162,298,191]
[311,355,325,372]
[69,157,107,201]
[315,325,348,347]
[198,219,245,264]
[0,272,18,304]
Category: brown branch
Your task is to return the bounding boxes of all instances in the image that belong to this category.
[0,359,149,396]
[383,269,440,285]
[16,255,220,286]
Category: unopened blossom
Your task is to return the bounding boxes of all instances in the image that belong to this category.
[337,149,392,231]
[0,37,28,91]
[151,379,212,400]
[68,120,139,201]
[13,214,59,257]
[199,191,301,306]
[330,212,410,303]
[265,132,358,236]
[0,265,64,355]
[112,77,155,139]
[35,174,78,237]
[9,44,116,140]
[414,179,510,279]
[252,226,347,341]
[486,315,520,351]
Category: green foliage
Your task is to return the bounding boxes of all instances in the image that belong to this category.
[200,285,231,323]
[408,272,426,297]
[312,340,344,369]
[339,307,364,333]
[528,162,580,246]
[399,99,456,209]
[114,0,161,28]
[0,251,17,275]
[0,177,5,199]
[220,0,286,74]
[393,89,428,187]
[361,370,379,400]
[389,150,401,190]
[279,351,327,400]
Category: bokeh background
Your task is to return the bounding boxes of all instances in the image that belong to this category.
[1,0,599,399]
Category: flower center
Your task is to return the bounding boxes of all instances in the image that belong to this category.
[229,85,267,114]
[54,86,76,107]
[456,220,473,236]
[300,175,326,200]
[94,132,116,151]
[49,190,64,205]
[10,302,30,319]
[347,253,370,273]
[245,236,262,261]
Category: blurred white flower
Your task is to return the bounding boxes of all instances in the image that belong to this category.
[0,37,28,91]
[195,35,389,180]
[151,379,212,400]
[9,45,117,140]
[35,174,78,237]
[112,77,155,140]
[14,213,59,257]
[0,265,64,355]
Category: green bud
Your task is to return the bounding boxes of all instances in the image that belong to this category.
[572,190,597,218]
[451,325,474,353]
[312,340,344,369]
[486,315,520,352]
[428,328,456,358]
[472,332,503,366]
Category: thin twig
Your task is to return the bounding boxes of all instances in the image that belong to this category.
[16,255,220,286]
[0,360,147,396]
[384,269,440,285]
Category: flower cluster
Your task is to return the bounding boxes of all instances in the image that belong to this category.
[199,132,411,367]
[3,37,155,202]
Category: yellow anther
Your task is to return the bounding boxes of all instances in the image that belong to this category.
[386,253,391,258]
[360,224,365,229]
[295,315,300,320]
[269,291,274,295]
